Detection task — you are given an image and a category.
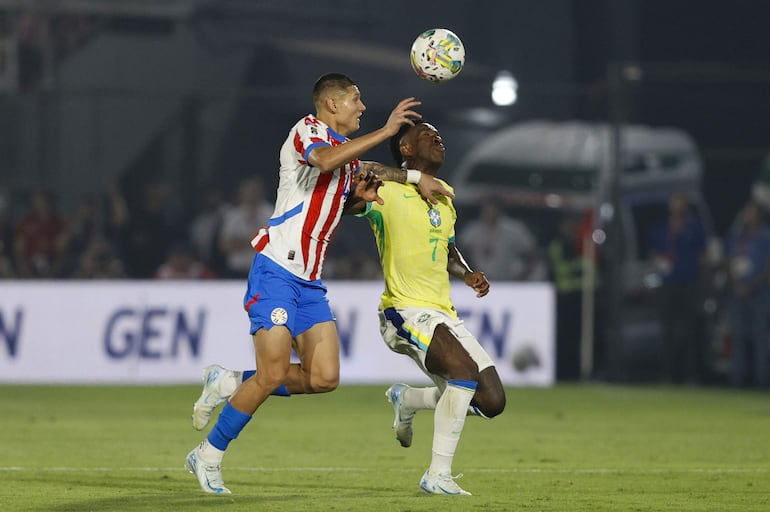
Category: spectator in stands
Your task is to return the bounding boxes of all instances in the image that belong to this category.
[0,185,15,277]
[13,187,67,278]
[101,181,129,259]
[189,185,229,274]
[547,212,598,380]
[218,177,273,278]
[324,250,382,280]
[121,181,186,278]
[61,195,99,277]
[323,215,382,280]
[459,200,544,281]
[156,241,215,280]
[725,200,770,388]
[72,234,124,279]
[648,192,707,384]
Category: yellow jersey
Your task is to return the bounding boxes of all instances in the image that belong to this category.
[362,179,458,317]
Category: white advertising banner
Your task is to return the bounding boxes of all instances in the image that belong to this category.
[0,281,554,386]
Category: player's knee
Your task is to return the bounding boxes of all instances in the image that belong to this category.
[258,368,289,390]
[308,371,339,393]
[482,396,506,418]
[473,391,506,419]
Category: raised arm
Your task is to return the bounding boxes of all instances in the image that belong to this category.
[360,161,455,204]
[308,98,422,172]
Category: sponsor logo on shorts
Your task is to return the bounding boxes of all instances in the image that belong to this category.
[271,307,288,325]
[417,313,430,323]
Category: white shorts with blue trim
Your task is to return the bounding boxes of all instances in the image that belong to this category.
[378,306,494,389]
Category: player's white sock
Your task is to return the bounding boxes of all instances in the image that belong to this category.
[403,385,485,417]
[428,379,477,476]
[197,438,225,465]
[402,386,441,410]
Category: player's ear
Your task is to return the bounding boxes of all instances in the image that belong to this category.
[400,142,413,159]
[325,96,337,114]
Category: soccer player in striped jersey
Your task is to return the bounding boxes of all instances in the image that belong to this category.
[357,121,506,496]
[185,73,452,495]
[190,119,505,496]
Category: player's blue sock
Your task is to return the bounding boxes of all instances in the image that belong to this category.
[272,384,291,396]
[241,370,291,396]
[207,402,252,451]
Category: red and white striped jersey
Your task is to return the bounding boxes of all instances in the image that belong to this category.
[251,114,359,281]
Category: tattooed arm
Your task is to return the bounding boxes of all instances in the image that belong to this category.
[360,161,454,204]
[359,162,410,183]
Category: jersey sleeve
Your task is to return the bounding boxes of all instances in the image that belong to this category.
[296,117,330,165]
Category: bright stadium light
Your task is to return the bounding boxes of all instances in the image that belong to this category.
[491,70,517,106]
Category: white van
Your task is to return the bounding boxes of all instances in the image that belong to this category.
[451,120,724,381]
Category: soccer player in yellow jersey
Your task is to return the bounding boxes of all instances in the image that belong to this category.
[185,116,501,495]
[357,121,506,496]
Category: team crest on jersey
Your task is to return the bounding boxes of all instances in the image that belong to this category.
[428,208,441,227]
[271,307,288,325]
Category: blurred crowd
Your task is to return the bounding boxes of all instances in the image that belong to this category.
[0,178,258,281]
[0,180,554,282]
[2,178,768,389]
[0,177,401,281]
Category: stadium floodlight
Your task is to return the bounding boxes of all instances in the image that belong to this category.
[491,70,517,106]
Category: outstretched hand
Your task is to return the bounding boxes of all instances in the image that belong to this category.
[417,173,455,205]
[464,271,490,298]
[384,97,422,136]
[352,170,384,205]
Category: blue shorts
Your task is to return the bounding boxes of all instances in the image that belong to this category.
[243,252,334,337]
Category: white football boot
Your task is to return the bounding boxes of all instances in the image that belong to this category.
[385,383,416,448]
[419,470,472,496]
[185,445,231,494]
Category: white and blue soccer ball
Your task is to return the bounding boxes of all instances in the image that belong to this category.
[410,28,465,82]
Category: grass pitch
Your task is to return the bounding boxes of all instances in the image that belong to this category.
[1,383,768,511]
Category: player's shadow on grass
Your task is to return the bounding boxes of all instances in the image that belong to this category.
[31,471,401,512]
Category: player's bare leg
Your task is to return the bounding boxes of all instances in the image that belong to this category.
[387,364,504,444]
[230,325,294,413]
[186,325,292,494]
[197,320,340,424]
[471,366,506,418]
[192,321,341,430]
[291,320,341,393]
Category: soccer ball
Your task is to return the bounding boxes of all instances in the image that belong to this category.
[410,28,465,82]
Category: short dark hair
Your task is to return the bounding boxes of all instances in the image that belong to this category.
[389,121,428,166]
[312,73,356,105]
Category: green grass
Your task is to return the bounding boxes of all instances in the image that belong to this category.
[1,384,768,511]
